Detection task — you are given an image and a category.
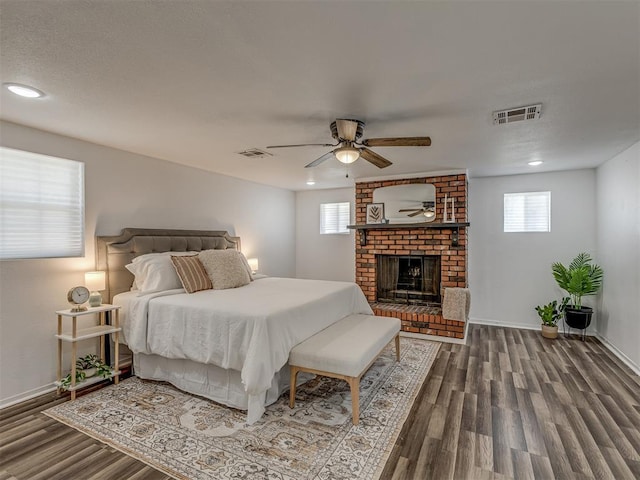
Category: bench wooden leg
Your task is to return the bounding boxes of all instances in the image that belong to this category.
[289,366,299,409]
[347,376,360,425]
[395,334,400,362]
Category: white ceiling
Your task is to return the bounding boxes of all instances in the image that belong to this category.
[1,1,638,191]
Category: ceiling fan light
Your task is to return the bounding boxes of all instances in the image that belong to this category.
[334,147,360,164]
[424,210,436,218]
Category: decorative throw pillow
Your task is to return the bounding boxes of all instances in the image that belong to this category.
[126,252,197,294]
[198,249,252,290]
[170,255,212,293]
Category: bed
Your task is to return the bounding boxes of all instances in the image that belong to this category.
[97,228,373,424]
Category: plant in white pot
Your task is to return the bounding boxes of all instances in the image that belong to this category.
[535,298,568,339]
[552,252,604,333]
[59,354,112,391]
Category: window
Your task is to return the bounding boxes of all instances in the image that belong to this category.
[1,147,85,259]
[320,202,350,234]
[504,191,550,232]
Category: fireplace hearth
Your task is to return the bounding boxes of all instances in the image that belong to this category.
[376,255,440,306]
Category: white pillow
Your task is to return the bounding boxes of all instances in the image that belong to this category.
[198,250,252,290]
[126,253,194,294]
[132,251,195,263]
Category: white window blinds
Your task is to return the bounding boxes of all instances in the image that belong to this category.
[320,202,350,234]
[0,147,85,259]
[504,191,551,233]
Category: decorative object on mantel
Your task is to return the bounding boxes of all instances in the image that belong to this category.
[443,193,456,223]
[45,338,440,480]
[366,202,385,224]
[552,252,603,340]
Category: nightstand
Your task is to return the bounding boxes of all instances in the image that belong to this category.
[55,304,121,400]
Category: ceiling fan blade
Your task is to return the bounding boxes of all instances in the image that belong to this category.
[398,208,421,212]
[266,143,336,149]
[360,148,392,168]
[305,150,336,168]
[408,211,424,217]
[362,136,432,147]
[336,119,359,141]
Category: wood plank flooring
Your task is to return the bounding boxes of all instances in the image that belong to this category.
[1,324,639,479]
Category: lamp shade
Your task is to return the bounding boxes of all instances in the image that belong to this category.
[85,271,106,291]
[334,146,360,164]
[247,258,259,273]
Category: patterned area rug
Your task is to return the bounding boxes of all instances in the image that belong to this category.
[44,338,439,480]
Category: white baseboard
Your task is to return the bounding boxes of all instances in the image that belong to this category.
[468,317,599,336]
[0,383,57,410]
[595,334,640,376]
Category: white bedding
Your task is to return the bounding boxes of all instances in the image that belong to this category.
[113,277,372,423]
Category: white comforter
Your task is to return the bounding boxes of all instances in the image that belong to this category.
[117,277,373,422]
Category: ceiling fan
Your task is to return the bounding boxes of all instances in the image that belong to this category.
[266,118,431,169]
[399,201,436,218]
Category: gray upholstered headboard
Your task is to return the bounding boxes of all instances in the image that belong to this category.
[96,228,241,302]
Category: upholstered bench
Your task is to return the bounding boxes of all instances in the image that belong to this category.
[289,314,401,425]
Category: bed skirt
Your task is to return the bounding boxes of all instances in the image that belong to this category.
[133,353,292,423]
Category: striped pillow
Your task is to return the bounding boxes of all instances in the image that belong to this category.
[170,255,212,293]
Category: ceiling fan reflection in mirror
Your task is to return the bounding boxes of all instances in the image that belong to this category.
[399,201,436,218]
[266,119,431,169]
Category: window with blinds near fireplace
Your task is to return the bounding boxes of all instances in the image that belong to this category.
[320,202,350,234]
[503,191,551,233]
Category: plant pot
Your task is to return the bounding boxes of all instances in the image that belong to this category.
[541,324,558,339]
[564,306,593,330]
[80,367,97,378]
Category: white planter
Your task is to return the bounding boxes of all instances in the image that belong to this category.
[80,367,97,378]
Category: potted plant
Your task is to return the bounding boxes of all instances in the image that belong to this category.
[535,298,568,339]
[59,354,112,391]
[552,252,604,330]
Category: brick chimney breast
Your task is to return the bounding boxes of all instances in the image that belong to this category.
[354,175,468,339]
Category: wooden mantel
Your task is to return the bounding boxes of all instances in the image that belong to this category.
[347,222,470,246]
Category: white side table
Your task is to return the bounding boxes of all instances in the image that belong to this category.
[55,304,121,400]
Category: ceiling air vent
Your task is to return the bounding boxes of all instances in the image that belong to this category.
[237,148,273,158]
[493,104,542,125]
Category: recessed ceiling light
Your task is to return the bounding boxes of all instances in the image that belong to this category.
[306,181,316,186]
[4,83,44,98]
[528,161,543,166]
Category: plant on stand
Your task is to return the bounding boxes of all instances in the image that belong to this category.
[552,252,604,336]
[59,354,112,391]
[535,298,568,339]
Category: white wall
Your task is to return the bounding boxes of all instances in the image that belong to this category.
[0,121,296,405]
[596,141,639,370]
[468,169,597,330]
[295,188,355,281]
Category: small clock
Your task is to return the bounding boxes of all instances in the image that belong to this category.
[67,286,90,312]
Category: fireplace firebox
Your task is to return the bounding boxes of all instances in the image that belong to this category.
[376,255,441,305]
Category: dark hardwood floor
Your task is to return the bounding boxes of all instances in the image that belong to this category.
[1,324,639,479]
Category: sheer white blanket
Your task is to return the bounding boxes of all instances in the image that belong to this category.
[117,277,373,423]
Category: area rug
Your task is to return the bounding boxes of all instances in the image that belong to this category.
[44,338,439,480]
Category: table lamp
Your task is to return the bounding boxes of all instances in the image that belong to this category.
[85,271,106,307]
[247,258,259,274]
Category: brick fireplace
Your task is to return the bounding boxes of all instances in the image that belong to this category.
[354,174,468,339]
